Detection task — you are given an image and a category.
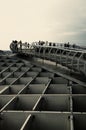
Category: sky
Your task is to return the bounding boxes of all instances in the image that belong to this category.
[0,0,86,50]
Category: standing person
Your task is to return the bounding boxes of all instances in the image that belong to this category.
[49,42,52,46]
[28,43,29,48]
[73,44,75,49]
[67,42,70,48]
[64,43,66,48]
[10,40,18,53]
[15,42,18,52]
[38,40,41,45]
[10,41,14,52]
[19,40,22,51]
[14,40,18,52]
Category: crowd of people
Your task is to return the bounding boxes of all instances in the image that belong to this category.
[37,41,77,49]
[10,40,30,52]
[10,40,77,53]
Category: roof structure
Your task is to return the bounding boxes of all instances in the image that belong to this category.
[0,43,86,130]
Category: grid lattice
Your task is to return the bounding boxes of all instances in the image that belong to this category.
[0,56,86,130]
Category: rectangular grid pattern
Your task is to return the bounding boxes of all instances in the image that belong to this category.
[0,56,86,130]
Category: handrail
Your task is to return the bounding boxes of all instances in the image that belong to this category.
[10,41,86,75]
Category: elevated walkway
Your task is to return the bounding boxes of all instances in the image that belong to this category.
[10,42,86,76]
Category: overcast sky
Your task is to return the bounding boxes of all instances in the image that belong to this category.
[0,0,86,50]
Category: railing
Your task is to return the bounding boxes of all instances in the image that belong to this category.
[10,41,86,75]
